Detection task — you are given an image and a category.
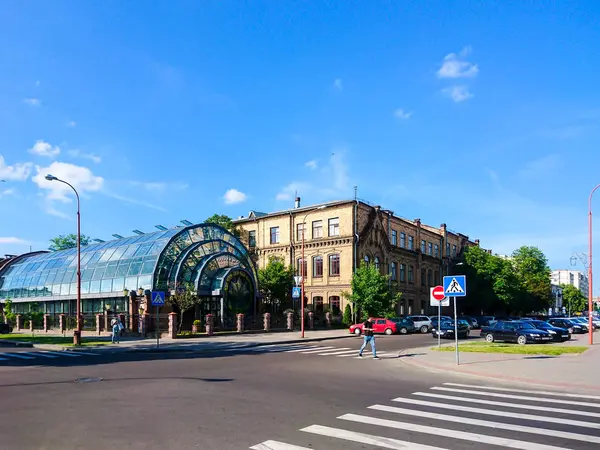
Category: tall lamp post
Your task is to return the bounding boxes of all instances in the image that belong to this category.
[300,205,326,338]
[45,174,82,345]
[588,184,600,346]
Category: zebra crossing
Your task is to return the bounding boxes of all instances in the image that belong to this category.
[249,382,600,449]
[0,350,100,363]
[208,342,397,359]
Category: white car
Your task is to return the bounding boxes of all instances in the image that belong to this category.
[407,315,432,333]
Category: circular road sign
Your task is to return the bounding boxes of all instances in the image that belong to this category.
[432,285,445,301]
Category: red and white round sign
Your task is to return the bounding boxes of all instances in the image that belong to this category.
[432,285,445,301]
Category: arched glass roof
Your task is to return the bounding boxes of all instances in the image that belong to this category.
[0,224,257,301]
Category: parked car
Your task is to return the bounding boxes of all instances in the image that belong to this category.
[481,320,553,345]
[406,315,432,334]
[430,316,453,330]
[547,318,588,334]
[476,316,496,327]
[462,317,479,329]
[389,317,416,334]
[432,319,470,339]
[528,320,571,342]
[569,317,600,330]
[0,322,12,334]
[349,318,399,335]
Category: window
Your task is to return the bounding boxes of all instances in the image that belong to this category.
[408,236,414,250]
[248,230,256,247]
[296,258,307,277]
[434,271,439,284]
[421,268,426,286]
[446,243,450,256]
[391,230,397,246]
[270,227,280,244]
[312,220,323,239]
[408,265,414,282]
[329,254,340,276]
[452,245,457,257]
[313,256,323,278]
[421,240,426,253]
[400,232,406,248]
[374,257,380,272]
[329,296,341,314]
[434,244,439,258]
[313,296,324,313]
[427,269,433,286]
[296,223,306,241]
[328,217,339,236]
[428,242,433,255]
[391,262,397,281]
[400,264,406,282]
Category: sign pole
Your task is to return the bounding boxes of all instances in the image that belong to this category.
[438,301,441,349]
[453,296,459,365]
[156,305,160,349]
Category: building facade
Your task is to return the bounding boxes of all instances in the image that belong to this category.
[551,270,589,296]
[233,198,478,317]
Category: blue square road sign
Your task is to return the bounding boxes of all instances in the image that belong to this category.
[151,291,165,306]
[292,287,301,299]
[443,275,467,297]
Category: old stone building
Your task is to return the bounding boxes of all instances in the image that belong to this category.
[233,198,478,317]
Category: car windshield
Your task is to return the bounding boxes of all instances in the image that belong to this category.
[516,322,535,330]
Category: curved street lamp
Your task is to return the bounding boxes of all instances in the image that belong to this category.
[588,184,600,346]
[45,174,82,345]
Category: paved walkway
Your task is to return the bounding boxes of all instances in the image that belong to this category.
[399,335,600,394]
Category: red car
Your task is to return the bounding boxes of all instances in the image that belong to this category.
[349,318,398,336]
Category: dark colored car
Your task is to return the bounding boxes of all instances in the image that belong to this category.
[528,320,571,342]
[547,318,588,334]
[481,320,553,345]
[462,317,479,329]
[432,319,470,339]
[0,323,12,334]
[389,317,416,334]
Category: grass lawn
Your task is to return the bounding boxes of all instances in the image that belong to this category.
[432,341,588,356]
[0,334,113,346]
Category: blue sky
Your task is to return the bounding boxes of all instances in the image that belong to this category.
[1,1,599,287]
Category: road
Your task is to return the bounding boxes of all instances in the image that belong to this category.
[1,334,599,450]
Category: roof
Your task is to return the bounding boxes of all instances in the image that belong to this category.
[233,199,355,223]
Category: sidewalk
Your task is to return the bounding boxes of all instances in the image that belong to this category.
[398,336,600,394]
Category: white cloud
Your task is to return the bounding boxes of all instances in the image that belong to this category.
[0,237,29,244]
[32,161,104,202]
[519,154,561,180]
[437,47,479,78]
[68,149,101,164]
[102,191,168,212]
[128,181,188,192]
[305,160,318,170]
[24,97,41,106]
[333,78,343,91]
[394,108,413,120]
[0,156,33,181]
[276,192,291,201]
[29,140,60,158]
[443,86,473,103]
[0,188,15,197]
[68,121,77,128]
[223,188,247,204]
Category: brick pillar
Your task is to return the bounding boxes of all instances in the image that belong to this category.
[263,313,271,332]
[43,314,50,333]
[236,314,245,333]
[308,311,315,330]
[168,312,177,339]
[325,312,333,329]
[96,314,102,335]
[16,315,22,331]
[205,314,214,336]
[286,311,294,331]
[138,313,149,336]
[29,317,34,332]
[104,311,109,333]
[59,314,66,331]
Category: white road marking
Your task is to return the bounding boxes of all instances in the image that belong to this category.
[413,392,600,419]
[391,397,600,429]
[250,440,314,450]
[301,424,450,450]
[368,404,600,444]
[443,382,600,401]
[298,347,336,354]
[315,348,353,355]
[55,350,99,356]
[431,386,600,408]
[282,346,323,353]
[338,413,569,450]
[2,352,35,359]
[40,351,81,357]
[30,352,59,358]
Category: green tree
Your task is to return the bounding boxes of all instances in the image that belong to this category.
[49,234,90,251]
[561,284,587,314]
[204,214,241,237]
[166,283,200,332]
[511,246,553,313]
[342,303,352,327]
[2,299,15,326]
[345,262,400,319]
[258,256,294,311]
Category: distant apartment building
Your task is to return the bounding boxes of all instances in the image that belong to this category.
[551,270,589,296]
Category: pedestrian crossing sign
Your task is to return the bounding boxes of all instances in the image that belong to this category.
[443,275,467,297]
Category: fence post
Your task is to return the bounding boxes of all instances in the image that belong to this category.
[96,314,102,335]
[236,313,245,333]
[16,314,22,331]
[59,314,65,332]
[43,314,50,333]
[308,311,315,330]
[325,312,333,329]
[263,313,271,332]
[205,314,214,336]
[168,312,177,339]
[286,311,294,331]
[29,317,34,332]
[104,311,109,333]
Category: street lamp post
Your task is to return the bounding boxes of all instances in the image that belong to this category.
[45,174,82,345]
[300,205,326,338]
[588,184,600,346]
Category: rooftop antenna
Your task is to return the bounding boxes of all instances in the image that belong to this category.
[154,225,168,231]
[112,234,124,239]
[354,185,358,201]
[132,230,145,235]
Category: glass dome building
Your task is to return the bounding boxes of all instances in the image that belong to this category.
[0,224,258,319]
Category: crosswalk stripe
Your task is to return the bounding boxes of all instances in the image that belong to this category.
[301,424,450,450]
[444,382,600,401]
[317,349,357,356]
[315,348,353,355]
[338,413,569,450]
[282,346,323,353]
[413,392,600,419]
[249,440,314,449]
[368,404,600,444]
[2,352,36,359]
[57,350,99,356]
[41,351,81,357]
[390,397,600,429]
[31,352,59,358]
[431,386,600,408]
[297,347,336,354]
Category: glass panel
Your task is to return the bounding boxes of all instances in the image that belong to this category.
[121,245,140,260]
[134,243,153,257]
[125,276,138,291]
[128,258,143,276]
[87,251,104,265]
[80,252,95,266]
[60,283,70,295]
[116,262,130,277]
[108,246,127,261]
[90,280,101,294]
[104,261,118,278]
[81,281,90,294]
[101,279,113,292]
[140,259,157,274]
[70,283,77,295]
[92,266,106,280]
[137,275,152,290]
[99,247,117,262]
[112,277,125,292]
[64,268,76,283]
[82,268,94,281]
[51,284,61,296]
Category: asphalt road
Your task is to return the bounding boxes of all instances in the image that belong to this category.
[1,335,598,450]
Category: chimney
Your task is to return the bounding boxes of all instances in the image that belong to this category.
[295,197,301,208]
[475,239,480,246]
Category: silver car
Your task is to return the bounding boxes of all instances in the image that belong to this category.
[407,315,432,333]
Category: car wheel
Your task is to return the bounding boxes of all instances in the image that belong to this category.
[354,328,361,335]
[517,335,527,345]
[420,325,429,334]
[466,330,470,337]
[399,327,408,335]
[485,333,494,343]
[384,328,393,335]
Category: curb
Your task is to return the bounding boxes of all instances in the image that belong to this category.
[0,339,34,348]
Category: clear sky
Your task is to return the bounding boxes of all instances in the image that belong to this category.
[1,1,599,288]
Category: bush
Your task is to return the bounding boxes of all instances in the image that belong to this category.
[342,304,352,327]
[193,319,202,327]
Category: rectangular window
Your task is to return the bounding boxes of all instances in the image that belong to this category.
[400,264,406,282]
[408,236,414,250]
[391,262,397,281]
[434,244,439,258]
[329,254,340,276]
[248,230,256,247]
[296,223,306,241]
[328,217,339,237]
[391,230,397,246]
[400,232,406,248]
[313,296,324,313]
[408,265,414,283]
[427,242,433,256]
[270,227,280,244]
[297,258,307,277]
[313,256,323,278]
[452,245,457,257]
[312,220,323,239]
[329,296,341,315]
[446,243,450,256]
[421,240,426,253]
[421,268,426,286]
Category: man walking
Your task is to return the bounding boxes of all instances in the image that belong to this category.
[358,316,378,358]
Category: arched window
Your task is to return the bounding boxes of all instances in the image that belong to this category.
[329,295,341,314]
[329,254,340,276]
[363,255,370,264]
[313,295,324,312]
[312,256,323,278]
[374,257,380,272]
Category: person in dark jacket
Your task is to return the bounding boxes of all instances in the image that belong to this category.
[358,317,378,358]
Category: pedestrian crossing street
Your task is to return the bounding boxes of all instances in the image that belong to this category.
[249,382,600,450]
[0,350,100,363]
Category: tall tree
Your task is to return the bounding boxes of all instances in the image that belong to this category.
[258,256,294,311]
[511,246,553,313]
[49,234,90,251]
[204,214,241,237]
[344,262,401,319]
[561,284,587,314]
[166,283,200,332]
